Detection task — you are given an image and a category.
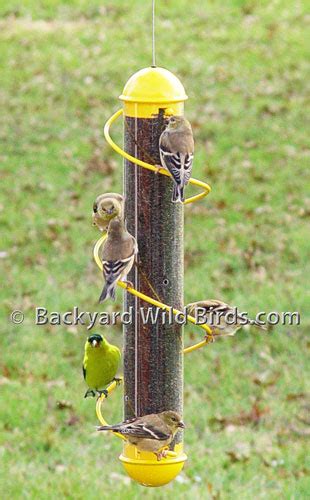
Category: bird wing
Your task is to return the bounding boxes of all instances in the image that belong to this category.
[189,300,230,314]
[205,303,231,315]
[82,365,86,380]
[197,301,257,325]
[102,256,133,280]
[112,422,170,441]
[160,145,193,185]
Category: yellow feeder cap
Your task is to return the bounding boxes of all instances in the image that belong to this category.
[119,66,188,104]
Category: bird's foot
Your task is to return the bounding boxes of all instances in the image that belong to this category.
[113,377,122,386]
[123,280,134,290]
[156,448,169,461]
[97,389,108,399]
[84,389,96,398]
[154,164,162,175]
[204,333,215,343]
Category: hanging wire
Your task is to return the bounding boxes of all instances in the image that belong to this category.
[152,0,156,67]
[134,104,139,416]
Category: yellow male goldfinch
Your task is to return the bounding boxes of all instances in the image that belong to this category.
[97,410,185,460]
[92,193,123,232]
[187,299,266,338]
[83,333,121,398]
[98,217,138,303]
[159,116,194,203]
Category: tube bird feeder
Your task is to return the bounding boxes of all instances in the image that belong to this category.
[119,67,187,486]
[93,67,212,486]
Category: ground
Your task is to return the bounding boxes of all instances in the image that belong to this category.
[0,1,309,498]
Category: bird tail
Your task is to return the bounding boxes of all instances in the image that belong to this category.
[252,321,267,331]
[96,425,118,432]
[172,183,184,203]
[98,280,116,303]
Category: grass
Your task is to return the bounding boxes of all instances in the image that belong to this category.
[0,0,309,498]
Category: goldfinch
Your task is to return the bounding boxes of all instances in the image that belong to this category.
[159,116,194,203]
[92,193,123,232]
[97,410,185,460]
[98,217,138,303]
[187,300,266,338]
[83,333,121,398]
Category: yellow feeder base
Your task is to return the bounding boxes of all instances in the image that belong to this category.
[119,443,187,487]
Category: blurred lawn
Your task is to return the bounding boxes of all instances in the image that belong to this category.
[0,1,309,498]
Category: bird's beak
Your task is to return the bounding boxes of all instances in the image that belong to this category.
[178,421,186,429]
[91,340,98,347]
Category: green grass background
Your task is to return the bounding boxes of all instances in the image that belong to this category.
[0,1,309,498]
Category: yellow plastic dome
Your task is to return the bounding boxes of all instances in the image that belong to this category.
[119,66,188,104]
[119,442,187,487]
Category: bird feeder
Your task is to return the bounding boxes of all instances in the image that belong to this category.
[120,67,187,486]
[93,67,212,487]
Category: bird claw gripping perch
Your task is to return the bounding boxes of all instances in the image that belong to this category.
[154,164,163,175]
[156,447,170,461]
[84,389,96,398]
[96,389,109,399]
[123,280,134,290]
[205,332,215,343]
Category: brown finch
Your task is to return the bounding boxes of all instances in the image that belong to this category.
[159,116,194,203]
[187,299,266,338]
[98,217,138,303]
[97,410,185,460]
[92,193,123,232]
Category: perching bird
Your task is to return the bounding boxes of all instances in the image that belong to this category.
[187,299,267,338]
[159,115,194,203]
[99,217,138,303]
[83,333,121,398]
[92,193,123,232]
[97,410,185,460]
